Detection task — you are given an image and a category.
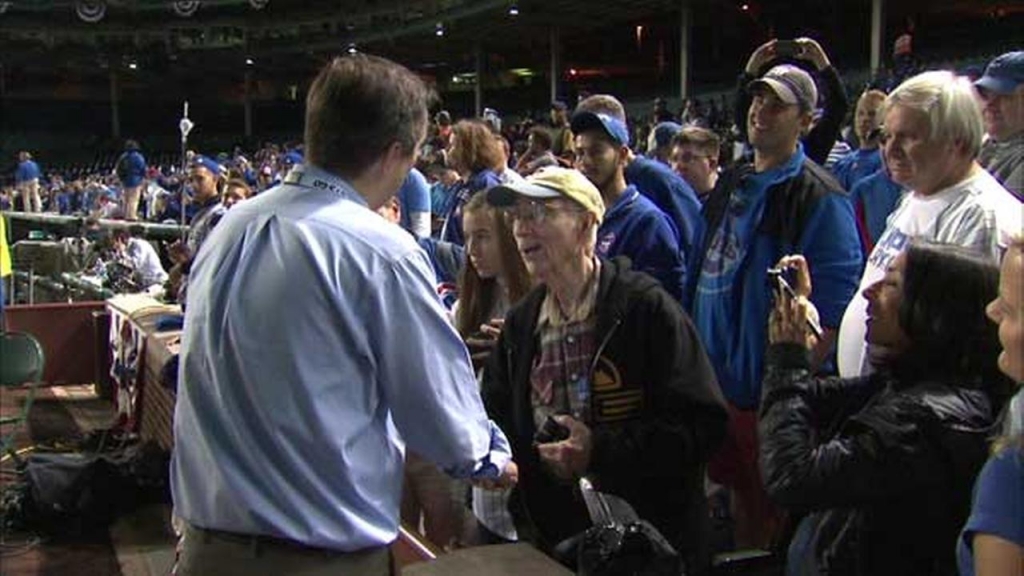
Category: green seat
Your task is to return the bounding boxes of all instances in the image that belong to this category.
[0,331,45,464]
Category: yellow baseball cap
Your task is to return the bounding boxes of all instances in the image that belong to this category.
[486,167,605,224]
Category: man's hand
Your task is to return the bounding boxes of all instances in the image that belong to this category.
[745,39,777,75]
[536,415,592,480]
[473,461,519,491]
[795,37,831,71]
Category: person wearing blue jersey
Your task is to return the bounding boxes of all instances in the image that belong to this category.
[831,89,886,191]
[575,95,705,306]
[691,63,862,549]
[115,140,147,221]
[570,110,687,303]
[397,167,432,238]
[14,151,42,213]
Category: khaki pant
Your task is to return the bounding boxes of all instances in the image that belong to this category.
[123,184,142,221]
[17,179,41,213]
[174,523,391,576]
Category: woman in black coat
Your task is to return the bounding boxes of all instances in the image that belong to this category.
[760,242,1015,575]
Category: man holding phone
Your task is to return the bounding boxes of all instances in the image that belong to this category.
[733,38,849,165]
[691,56,862,549]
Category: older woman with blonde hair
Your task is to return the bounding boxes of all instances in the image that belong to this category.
[959,235,1024,576]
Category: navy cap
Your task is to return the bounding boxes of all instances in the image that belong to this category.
[191,155,225,177]
[975,51,1024,95]
[570,111,630,146]
[651,122,682,150]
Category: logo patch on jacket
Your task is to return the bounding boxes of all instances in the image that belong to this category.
[592,356,643,422]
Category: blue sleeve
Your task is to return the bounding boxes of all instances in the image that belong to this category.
[627,212,687,303]
[625,159,705,264]
[401,169,431,214]
[963,450,1024,548]
[797,193,863,327]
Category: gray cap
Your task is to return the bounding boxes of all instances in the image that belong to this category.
[749,64,818,112]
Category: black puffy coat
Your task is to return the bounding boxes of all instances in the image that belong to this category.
[759,344,1001,575]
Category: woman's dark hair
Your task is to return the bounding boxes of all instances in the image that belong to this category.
[455,192,531,338]
[893,241,1013,397]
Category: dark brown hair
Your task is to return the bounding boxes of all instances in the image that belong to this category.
[304,54,434,180]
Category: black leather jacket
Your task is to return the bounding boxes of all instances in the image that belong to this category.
[759,344,1001,575]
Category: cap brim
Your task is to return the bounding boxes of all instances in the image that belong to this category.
[486,181,563,207]
[570,112,606,136]
[748,78,798,105]
[974,76,1018,95]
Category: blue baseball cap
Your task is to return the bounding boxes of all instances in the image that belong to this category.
[975,51,1024,95]
[570,111,630,146]
[651,122,682,150]
[191,155,225,177]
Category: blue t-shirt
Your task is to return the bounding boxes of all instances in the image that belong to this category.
[597,186,686,302]
[15,160,41,183]
[440,170,502,246]
[831,148,882,192]
[848,169,905,252]
[693,145,862,409]
[398,168,432,235]
[957,449,1024,576]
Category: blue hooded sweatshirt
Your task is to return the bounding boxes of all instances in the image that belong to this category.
[597,185,686,302]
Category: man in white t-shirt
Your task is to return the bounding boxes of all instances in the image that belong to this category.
[838,70,1022,377]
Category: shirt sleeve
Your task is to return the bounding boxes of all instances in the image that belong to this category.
[962,450,1024,548]
[371,248,511,480]
[799,192,863,328]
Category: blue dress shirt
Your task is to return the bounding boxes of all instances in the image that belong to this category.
[171,164,511,552]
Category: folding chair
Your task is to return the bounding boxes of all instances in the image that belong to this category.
[0,331,45,466]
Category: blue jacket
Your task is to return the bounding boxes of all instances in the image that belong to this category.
[624,156,704,304]
[116,150,147,187]
[831,148,882,192]
[597,186,686,302]
[15,160,41,183]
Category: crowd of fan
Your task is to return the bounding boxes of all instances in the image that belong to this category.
[4,38,1023,576]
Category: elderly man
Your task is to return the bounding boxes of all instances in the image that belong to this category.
[484,166,726,574]
[837,70,1022,378]
[975,50,1024,200]
[172,55,515,576]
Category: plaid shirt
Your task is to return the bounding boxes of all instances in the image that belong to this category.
[530,261,601,428]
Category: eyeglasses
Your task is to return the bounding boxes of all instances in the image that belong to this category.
[502,199,582,224]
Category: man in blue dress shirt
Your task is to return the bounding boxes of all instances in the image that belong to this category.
[171,54,516,575]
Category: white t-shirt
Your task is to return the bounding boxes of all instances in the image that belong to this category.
[125,237,169,288]
[837,168,1022,377]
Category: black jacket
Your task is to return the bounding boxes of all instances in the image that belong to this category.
[759,344,1000,575]
[483,257,727,572]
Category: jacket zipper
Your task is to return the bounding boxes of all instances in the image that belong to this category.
[586,316,622,420]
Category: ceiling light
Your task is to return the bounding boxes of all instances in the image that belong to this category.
[245,57,254,66]
[435,22,444,37]
[128,62,138,70]
[508,4,519,16]
[347,44,357,55]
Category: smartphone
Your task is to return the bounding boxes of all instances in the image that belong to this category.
[767,267,824,339]
[775,39,801,58]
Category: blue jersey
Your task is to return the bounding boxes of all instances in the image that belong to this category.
[693,146,862,409]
